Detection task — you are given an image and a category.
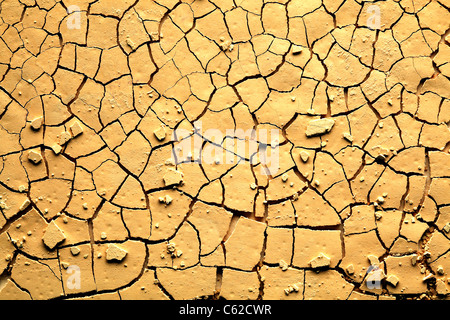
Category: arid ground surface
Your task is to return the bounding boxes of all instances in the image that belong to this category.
[0,0,449,300]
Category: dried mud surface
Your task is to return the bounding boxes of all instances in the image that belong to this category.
[0,0,449,300]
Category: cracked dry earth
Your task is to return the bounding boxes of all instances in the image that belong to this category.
[0,0,449,302]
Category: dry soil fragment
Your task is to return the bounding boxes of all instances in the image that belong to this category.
[69,121,83,138]
[163,168,184,186]
[148,222,200,270]
[58,131,72,146]
[70,247,80,256]
[404,175,427,212]
[324,44,370,87]
[309,253,331,269]
[112,176,147,209]
[387,57,434,92]
[42,221,66,250]
[106,244,128,262]
[70,292,122,300]
[386,275,399,287]
[420,124,450,151]
[122,208,151,240]
[436,206,450,233]
[388,147,426,174]
[398,217,429,253]
[30,117,43,130]
[177,162,210,197]
[0,185,29,219]
[369,167,408,209]
[51,144,62,155]
[153,126,166,141]
[426,231,450,262]
[28,150,42,164]
[66,190,103,220]
[300,151,309,163]
[347,291,378,300]
[312,152,347,194]
[436,279,448,296]
[305,118,335,137]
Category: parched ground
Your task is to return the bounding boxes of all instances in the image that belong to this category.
[0,0,449,300]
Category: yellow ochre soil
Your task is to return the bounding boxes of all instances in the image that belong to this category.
[0,0,449,300]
